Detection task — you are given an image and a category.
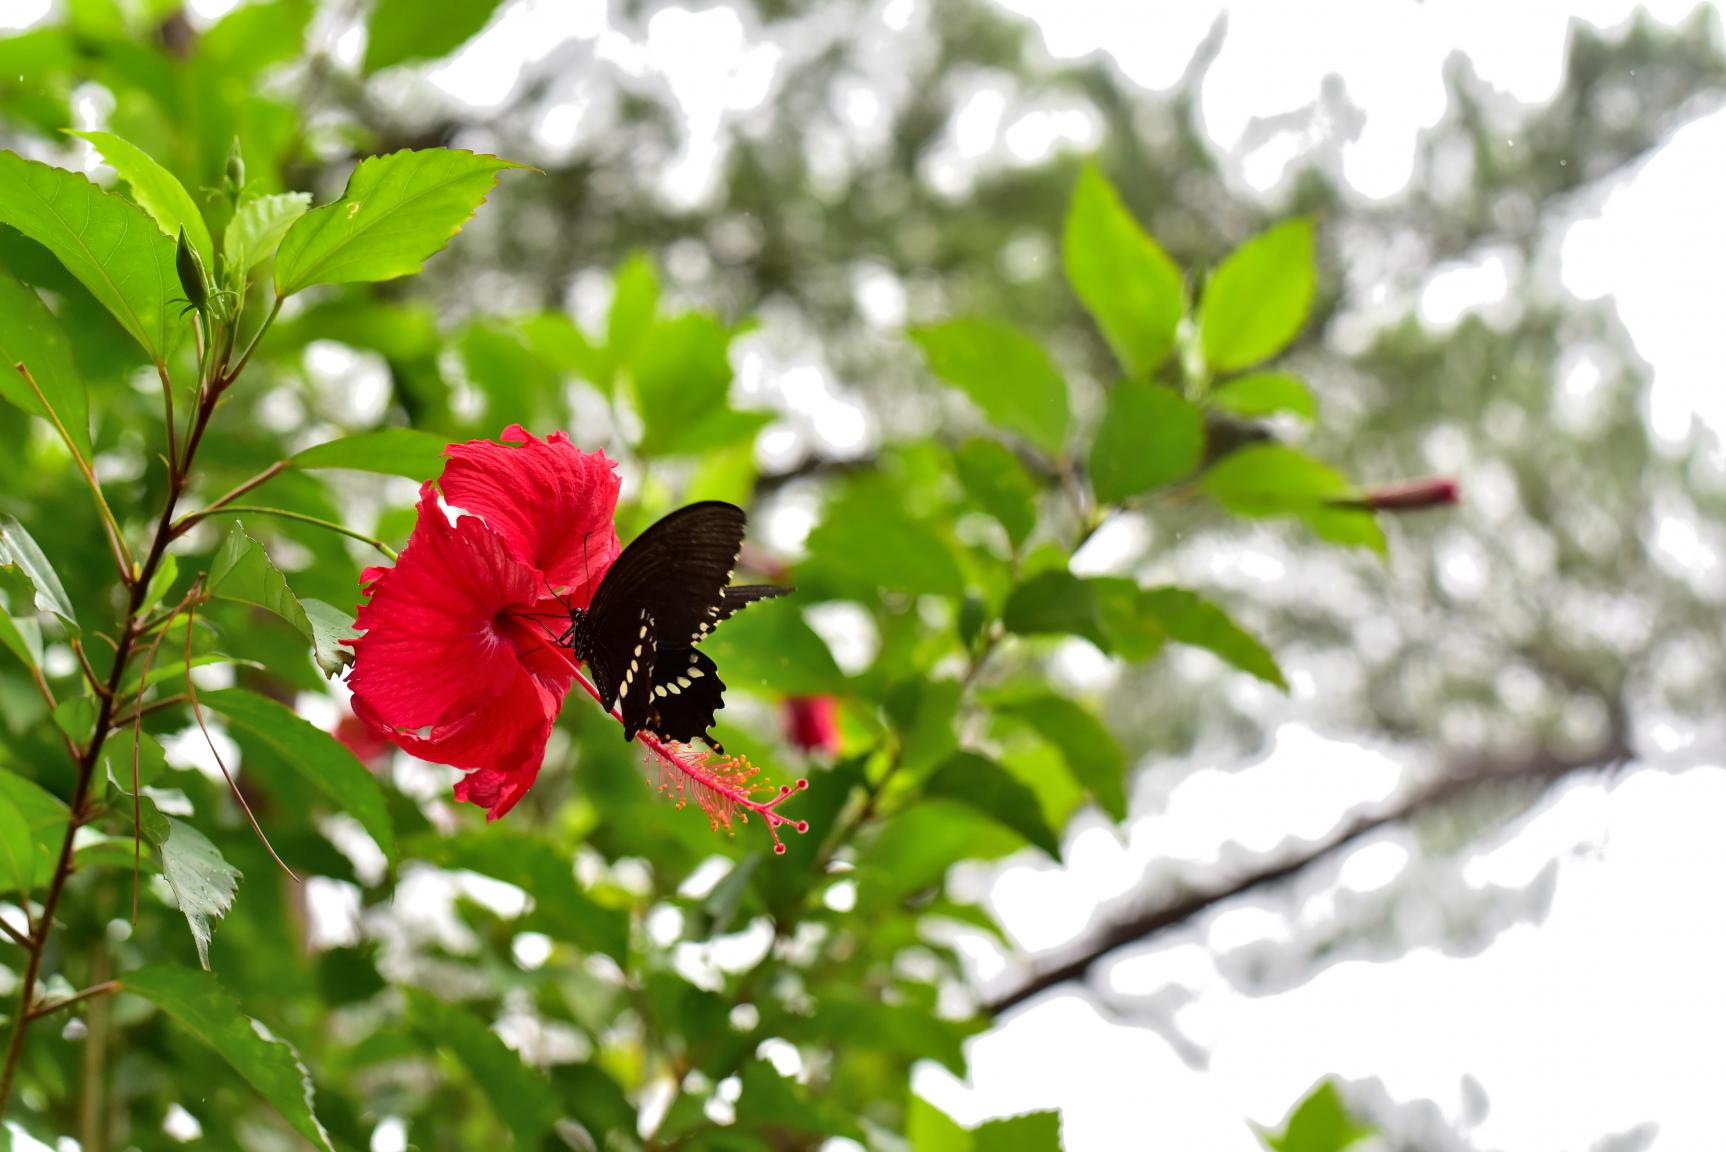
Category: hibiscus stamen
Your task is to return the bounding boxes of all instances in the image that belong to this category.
[566,664,810,853]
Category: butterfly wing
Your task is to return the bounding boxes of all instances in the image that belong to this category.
[637,646,729,748]
[577,503,790,747]
[586,502,749,651]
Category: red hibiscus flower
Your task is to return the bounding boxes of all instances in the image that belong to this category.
[346,426,621,820]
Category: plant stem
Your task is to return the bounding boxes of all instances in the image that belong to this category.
[29,979,119,1023]
[173,504,398,559]
[14,363,134,581]
[0,917,28,949]
[178,459,290,526]
[0,297,284,1115]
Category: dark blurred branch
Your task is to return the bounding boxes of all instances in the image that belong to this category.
[984,732,1631,1016]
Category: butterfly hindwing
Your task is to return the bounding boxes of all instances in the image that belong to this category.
[639,647,727,747]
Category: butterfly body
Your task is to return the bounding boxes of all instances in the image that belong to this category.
[565,502,789,749]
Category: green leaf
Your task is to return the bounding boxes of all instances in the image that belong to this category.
[995,694,1127,821]
[886,678,962,783]
[142,551,179,614]
[67,130,214,269]
[206,522,314,645]
[1210,370,1317,421]
[0,606,42,672]
[608,251,660,370]
[365,0,508,71]
[913,319,1069,457]
[275,148,527,296]
[200,688,397,869]
[0,792,31,898]
[973,1111,1063,1151]
[0,149,183,361]
[699,599,845,697]
[223,191,312,274]
[101,727,169,792]
[122,965,334,1151]
[0,768,66,889]
[0,514,79,630]
[735,1060,866,1141]
[1200,444,1345,513]
[954,439,1037,549]
[291,427,447,480]
[630,313,757,457]
[1064,163,1185,378]
[405,991,559,1147]
[1088,381,1204,505]
[417,831,627,959]
[1199,218,1315,373]
[909,1095,972,1152]
[0,268,90,460]
[1140,586,1286,688]
[1002,569,1107,650]
[1264,1080,1373,1152]
[803,481,965,598]
[158,817,241,970]
[121,654,264,699]
[924,751,1060,858]
[300,599,360,679]
[1198,445,1385,551]
[53,695,96,744]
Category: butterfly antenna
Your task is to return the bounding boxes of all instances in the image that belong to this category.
[581,531,594,596]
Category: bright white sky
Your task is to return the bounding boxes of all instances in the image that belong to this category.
[4,1,1725,1150]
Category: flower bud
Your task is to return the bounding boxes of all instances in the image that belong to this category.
[175,226,208,314]
[783,695,840,756]
[1334,476,1460,513]
[223,139,245,196]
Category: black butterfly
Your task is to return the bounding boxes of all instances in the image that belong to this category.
[561,501,789,751]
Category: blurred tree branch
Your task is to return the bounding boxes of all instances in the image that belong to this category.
[984,729,1632,1016]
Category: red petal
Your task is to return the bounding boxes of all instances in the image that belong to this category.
[347,483,546,730]
[355,657,559,820]
[440,426,623,605]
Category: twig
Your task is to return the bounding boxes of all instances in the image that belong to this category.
[173,504,398,559]
[25,980,119,1022]
[0,917,28,949]
[183,582,299,882]
[72,640,109,699]
[983,736,1630,1015]
[180,459,290,525]
[15,363,134,582]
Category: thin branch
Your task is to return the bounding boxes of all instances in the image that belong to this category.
[25,980,118,1022]
[984,736,1631,1016]
[15,363,134,581]
[178,459,290,527]
[72,640,109,700]
[183,583,299,883]
[175,504,398,560]
[223,294,283,386]
[155,362,179,485]
[0,917,28,949]
[108,693,189,730]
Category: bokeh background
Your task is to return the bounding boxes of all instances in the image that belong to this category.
[3,0,1725,1149]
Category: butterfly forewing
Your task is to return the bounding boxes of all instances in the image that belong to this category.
[585,502,749,649]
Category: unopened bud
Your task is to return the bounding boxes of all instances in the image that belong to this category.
[224,139,246,196]
[1334,476,1460,513]
[175,227,208,314]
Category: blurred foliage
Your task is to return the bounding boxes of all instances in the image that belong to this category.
[0,0,1717,1148]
